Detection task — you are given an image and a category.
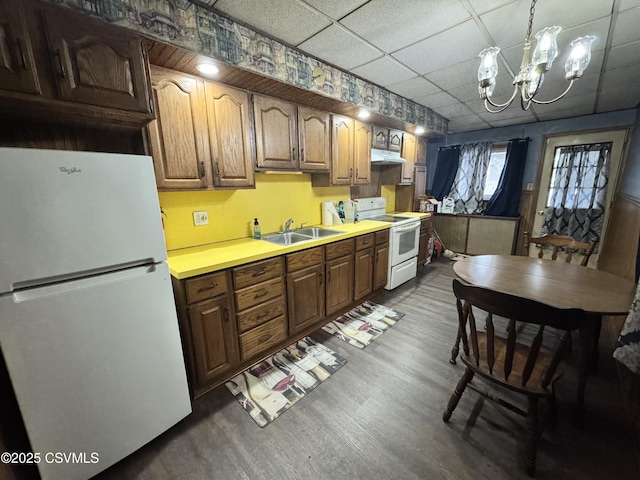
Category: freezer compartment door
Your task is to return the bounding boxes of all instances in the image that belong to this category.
[0,263,191,480]
[0,148,167,293]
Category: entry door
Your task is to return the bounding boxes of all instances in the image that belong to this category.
[531,129,629,266]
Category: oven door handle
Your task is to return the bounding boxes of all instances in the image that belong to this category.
[393,222,420,233]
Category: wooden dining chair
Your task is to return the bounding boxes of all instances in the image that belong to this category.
[443,279,585,477]
[523,231,598,267]
[522,231,600,361]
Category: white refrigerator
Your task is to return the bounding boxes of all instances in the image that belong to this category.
[0,148,191,480]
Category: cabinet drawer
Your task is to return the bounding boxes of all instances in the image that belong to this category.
[375,229,390,244]
[184,271,228,304]
[325,238,354,260]
[233,257,283,290]
[286,246,323,272]
[355,233,374,251]
[239,315,287,361]
[235,277,284,312]
[237,296,286,333]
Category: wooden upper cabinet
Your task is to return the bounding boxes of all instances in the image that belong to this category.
[388,129,403,152]
[372,125,389,150]
[254,95,297,170]
[0,0,40,95]
[204,82,255,188]
[353,120,371,185]
[41,7,151,113]
[148,67,209,190]
[331,114,355,185]
[401,132,417,184]
[417,137,427,165]
[298,106,330,171]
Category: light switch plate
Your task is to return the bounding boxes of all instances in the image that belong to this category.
[193,211,208,226]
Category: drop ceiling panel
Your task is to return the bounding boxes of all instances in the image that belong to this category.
[298,25,383,70]
[606,42,640,70]
[303,0,369,20]
[385,76,441,99]
[480,0,613,50]
[611,7,640,47]
[202,0,640,134]
[213,0,331,46]
[351,56,416,86]
[392,21,488,74]
[339,0,471,53]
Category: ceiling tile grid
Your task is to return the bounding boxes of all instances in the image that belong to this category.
[210,0,639,133]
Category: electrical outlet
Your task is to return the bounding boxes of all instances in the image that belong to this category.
[193,211,208,226]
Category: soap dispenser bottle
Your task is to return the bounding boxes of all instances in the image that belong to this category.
[253,218,261,239]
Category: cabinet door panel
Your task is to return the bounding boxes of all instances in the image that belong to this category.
[331,115,353,185]
[298,106,330,171]
[42,9,151,112]
[353,120,371,185]
[374,243,389,290]
[205,82,255,188]
[401,132,417,184]
[388,129,402,152]
[372,126,388,149]
[148,68,210,189]
[325,255,353,315]
[190,297,237,388]
[287,265,325,334]
[254,95,297,169]
[354,247,373,301]
[0,0,40,94]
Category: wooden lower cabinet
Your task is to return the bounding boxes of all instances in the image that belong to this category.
[189,296,237,388]
[374,230,390,290]
[325,238,355,315]
[172,230,390,398]
[354,234,374,302]
[286,247,325,335]
[232,258,287,362]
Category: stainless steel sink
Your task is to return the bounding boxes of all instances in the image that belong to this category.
[262,227,345,245]
[296,227,344,238]
[262,232,313,246]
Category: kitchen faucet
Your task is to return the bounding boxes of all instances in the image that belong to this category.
[284,218,294,232]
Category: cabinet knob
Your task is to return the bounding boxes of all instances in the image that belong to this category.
[199,161,206,178]
[300,148,304,162]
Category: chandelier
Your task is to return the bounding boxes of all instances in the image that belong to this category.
[477,0,596,113]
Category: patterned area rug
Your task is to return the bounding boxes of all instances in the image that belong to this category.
[321,301,405,349]
[225,337,347,427]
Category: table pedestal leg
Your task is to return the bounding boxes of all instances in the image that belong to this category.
[575,314,598,426]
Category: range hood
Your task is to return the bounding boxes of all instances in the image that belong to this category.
[370,148,407,165]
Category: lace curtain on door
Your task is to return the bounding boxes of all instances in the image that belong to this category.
[449,142,493,214]
[541,143,611,244]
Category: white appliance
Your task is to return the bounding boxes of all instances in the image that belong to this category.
[356,197,421,290]
[370,148,408,165]
[0,148,191,480]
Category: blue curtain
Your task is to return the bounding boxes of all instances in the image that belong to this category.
[431,145,461,201]
[484,138,529,217]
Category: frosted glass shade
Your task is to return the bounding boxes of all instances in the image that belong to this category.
[532,26,562,73]
[565,35,596,80]
[478,47,500,87]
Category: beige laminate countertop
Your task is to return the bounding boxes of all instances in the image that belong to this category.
[167,215,424,279]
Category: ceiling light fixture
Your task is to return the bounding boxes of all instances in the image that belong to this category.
[415,126,425,135]
[196,63,219,76]
[357,109,370,120]
[477,0,595,113]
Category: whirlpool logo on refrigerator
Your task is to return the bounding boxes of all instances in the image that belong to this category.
[58,167,82,174]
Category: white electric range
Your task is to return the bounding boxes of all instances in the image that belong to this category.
[355,197,421,290]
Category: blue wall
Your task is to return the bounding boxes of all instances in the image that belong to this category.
[620,107,640,197]
[426,109,637,191]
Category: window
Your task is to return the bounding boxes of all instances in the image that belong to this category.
[483,144,507,200]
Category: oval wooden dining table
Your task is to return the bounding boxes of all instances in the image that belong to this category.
[451,254,637,422]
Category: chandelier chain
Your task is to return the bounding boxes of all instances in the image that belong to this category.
[526,0,537,41]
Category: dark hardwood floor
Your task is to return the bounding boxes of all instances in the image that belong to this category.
[94,258,639,480]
